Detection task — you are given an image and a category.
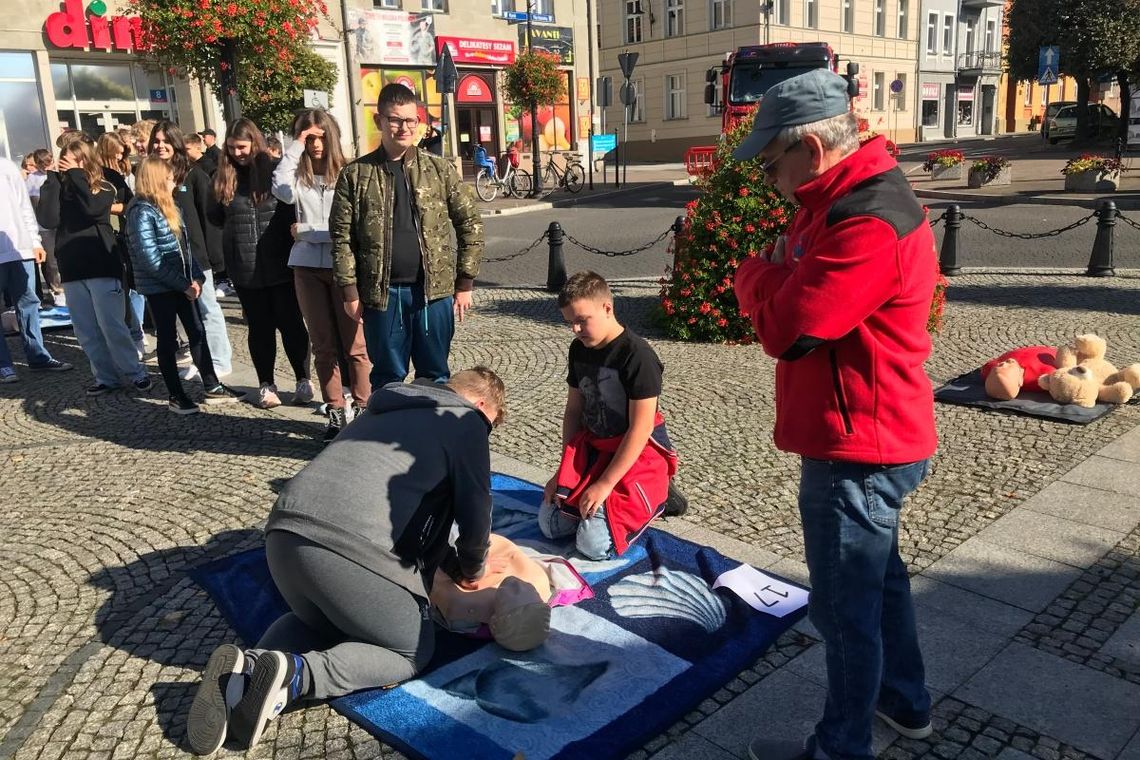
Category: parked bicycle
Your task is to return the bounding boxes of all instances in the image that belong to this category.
[472,144,531,202]
[540,155,585,194]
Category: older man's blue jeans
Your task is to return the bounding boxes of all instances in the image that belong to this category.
[0,259,55,369]
[799,457,931,760]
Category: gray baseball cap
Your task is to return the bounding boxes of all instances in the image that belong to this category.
[732,68,852,161]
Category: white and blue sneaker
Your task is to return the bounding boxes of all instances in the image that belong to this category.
[186,644,248,755]
[230,650,306,750]
[0,366,17,384]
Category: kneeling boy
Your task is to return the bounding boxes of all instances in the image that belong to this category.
[541,271,679,559]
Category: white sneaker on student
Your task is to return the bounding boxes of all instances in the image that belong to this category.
[292,379,314,405]
[257,383,281,409]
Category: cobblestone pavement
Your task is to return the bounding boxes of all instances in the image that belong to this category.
[2,272,1140,759]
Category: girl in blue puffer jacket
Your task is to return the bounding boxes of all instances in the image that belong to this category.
[124,157,245,414]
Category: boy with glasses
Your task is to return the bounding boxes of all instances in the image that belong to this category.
[330,83,484,392]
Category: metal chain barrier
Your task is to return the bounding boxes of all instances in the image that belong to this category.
[482,231,549,263]
[562,226,674,257]
[1116,210,1140,232]
[962,212,1096,240]
[928,212,947,226]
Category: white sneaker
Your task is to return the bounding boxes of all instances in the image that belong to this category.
[135,338,146,361]
[292,379,314,405]
[257,383,281,409]
[215,288,227,299]
[179,363,199,382]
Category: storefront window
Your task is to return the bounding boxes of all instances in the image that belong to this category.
[957,87,974,126]
[134,67,167,100]
[922,99,939,127]
[503,70,572,154]
[358,67,445,155]
[71,63,134,100]
[51,63,72,100]
[0,52,49,161]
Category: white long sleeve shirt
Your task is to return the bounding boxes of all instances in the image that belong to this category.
[270,140,335,269]
[0,157,42,265]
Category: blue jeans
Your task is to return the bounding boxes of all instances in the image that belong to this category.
[799,457,932,760]
[126,288,145,343]
[362,286,454,392]
[63,277,147,387]
[0,259,54,368]
[198,270,233,376]
[538,501,614,560]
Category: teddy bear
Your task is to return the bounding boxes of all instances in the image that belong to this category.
[1037,334,1140,407]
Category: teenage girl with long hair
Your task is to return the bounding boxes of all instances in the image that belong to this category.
[148,120,233,378]
[125,158,244,413]
[271,109,371,441]
[95,132,146,357]
[36,134,151,393]
[211,118,311,409]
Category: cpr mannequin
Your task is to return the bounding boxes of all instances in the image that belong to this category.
[430,534,553,652]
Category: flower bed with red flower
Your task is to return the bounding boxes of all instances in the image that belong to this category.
[921,149,965,172]
[659,113,796,343]
[129,0,328,93]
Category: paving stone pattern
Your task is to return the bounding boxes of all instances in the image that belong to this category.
[1014,523,1140,684]
[3,273,1140,758]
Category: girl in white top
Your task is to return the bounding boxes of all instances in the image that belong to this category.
[271,110,371,443]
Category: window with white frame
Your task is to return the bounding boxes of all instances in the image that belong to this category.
[874,0,885,35]
[942,14,954,56]
[666,0,685,36]
[532,0,553,14]
[926,12,937,55]
[804,0,818,28]
[775,0,789,24]
[964,18,975,53]
[1023,84,1031,106]
[894,72,907,108]
[376,0,400,8]
[842,0,853,33]
[625,0,644,43]
[897,0,908,38]
[421,0,445,11]
[631,77,645,122]
[873,71,885,110]
[985,19,996,52]
[665,73,686,119]
[711,0,733,29]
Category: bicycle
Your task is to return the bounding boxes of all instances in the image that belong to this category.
[540,155,585,194]
[472,146,531,202]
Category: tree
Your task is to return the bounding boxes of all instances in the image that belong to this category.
[503,49,566,195]
[237,47,337,134]
[1006,0,1140,140]
[129,0,329,123]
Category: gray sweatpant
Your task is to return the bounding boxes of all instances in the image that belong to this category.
[258,530,435,699]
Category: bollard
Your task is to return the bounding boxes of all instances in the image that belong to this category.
[938,204,962,276]
[546,221,567,293]
[671,215,686,272]
[1086,200,1117,277]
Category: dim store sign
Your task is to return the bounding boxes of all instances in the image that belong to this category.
[45,0,147,53]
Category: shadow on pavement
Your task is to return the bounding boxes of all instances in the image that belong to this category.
[946,281,1140,316]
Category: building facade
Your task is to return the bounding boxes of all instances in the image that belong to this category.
[916,0,1003,140]
[598,0,921,161]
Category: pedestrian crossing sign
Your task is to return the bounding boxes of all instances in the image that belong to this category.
[1038,67,1058,85]
[1037,46,1060,85]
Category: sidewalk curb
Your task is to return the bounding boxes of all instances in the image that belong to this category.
[913,187,1140,207]
[479,179,690,219]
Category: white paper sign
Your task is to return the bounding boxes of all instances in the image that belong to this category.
[712,564,809,618]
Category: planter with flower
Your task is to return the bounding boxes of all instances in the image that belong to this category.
[1061,154,1123,192]
[968,156,1012,188]
[922,149,966,181]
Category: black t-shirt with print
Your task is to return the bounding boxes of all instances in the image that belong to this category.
[386,159,424,285]
[567,329,663,439]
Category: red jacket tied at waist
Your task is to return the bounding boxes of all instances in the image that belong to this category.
[555,413,678,556]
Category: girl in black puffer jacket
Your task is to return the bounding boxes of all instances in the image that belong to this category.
[211,118,311,409]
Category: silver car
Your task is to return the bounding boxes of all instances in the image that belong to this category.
[1045,103,1119,144]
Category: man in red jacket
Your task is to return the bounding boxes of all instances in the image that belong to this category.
[733,70,938,760]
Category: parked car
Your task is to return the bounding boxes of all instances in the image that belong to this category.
[1045,103,1119,143]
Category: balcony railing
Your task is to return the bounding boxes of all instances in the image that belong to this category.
[957,51,1003,73]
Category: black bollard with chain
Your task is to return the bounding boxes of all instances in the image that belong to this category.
[1086,200,1117,278]
[938,204,962,276]
[546,221,567,292]
[671,215,685,272]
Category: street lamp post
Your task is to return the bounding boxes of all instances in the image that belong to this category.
[526,0,544,196]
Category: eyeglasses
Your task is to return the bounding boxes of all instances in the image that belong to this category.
[760,139,802,175]
[382,115,420,130]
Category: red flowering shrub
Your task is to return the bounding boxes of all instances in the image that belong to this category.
[659,112,795,342]
[130,0,333,125]
[503,50,566,111]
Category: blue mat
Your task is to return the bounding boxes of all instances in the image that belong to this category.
[188,474,809,760]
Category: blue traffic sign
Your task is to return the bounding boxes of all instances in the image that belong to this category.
[503,10,554,22]
[502,10,528,20]
[1037,46,1060,85]
[531,12,554,22]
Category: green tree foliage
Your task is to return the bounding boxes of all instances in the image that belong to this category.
[1006,0,1140,137]
[237,47,337,134]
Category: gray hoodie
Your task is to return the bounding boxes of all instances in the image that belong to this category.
[266,382,491,598]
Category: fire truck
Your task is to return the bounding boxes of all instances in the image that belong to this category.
[684,41,883,178]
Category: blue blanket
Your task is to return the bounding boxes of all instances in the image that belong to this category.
[189,474,807,760]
